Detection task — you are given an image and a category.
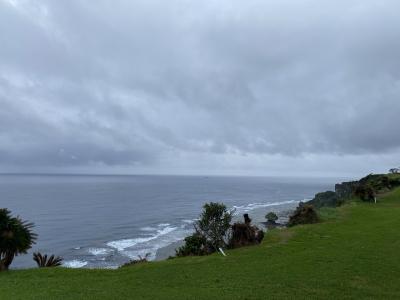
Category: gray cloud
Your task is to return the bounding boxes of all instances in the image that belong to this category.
[1,0,400,176]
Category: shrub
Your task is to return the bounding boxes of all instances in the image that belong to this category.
[120,253,150,268]
[195,202,233,251]
[308,191,340,208]
[229,219,264,249]
[175,233,211,257]
[389,177,400,188]
[33,252,63,268]
[0,208,37,271]
[265,212,278,223]
[288,204,319,227]
[354,185,375,202]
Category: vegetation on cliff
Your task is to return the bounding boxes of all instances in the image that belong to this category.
[305,172,400,209]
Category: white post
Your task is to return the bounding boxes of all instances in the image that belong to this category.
[218,248,227,257]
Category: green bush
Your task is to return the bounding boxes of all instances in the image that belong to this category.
[288,204,319,227]
[265,212,278,223]
[175,233,211,257]
[308,191,341,208]
[354,185,375,202]
[120,253,150,268]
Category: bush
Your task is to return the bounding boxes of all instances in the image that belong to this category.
[308,191,341,208]
[0,208,37,271]
[229,217,264,249]
[120,253,151,268]
[175,233,211,257]
[354,185,375,202]
[288,204,319,227]
[265,212,278,223]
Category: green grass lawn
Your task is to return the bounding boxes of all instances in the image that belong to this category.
[1,188,400,299]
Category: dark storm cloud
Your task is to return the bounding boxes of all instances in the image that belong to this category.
[0,0,399,175]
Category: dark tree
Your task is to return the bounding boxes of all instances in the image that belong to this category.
[389,168,400,174]
[0,209,37,271]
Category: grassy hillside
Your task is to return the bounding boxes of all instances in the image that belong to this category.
[1,187,400,299]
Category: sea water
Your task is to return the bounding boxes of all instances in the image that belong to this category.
[0,174,341,269]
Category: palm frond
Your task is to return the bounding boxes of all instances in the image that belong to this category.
[33,252,63,267]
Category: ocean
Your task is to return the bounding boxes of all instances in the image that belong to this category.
[0,174,341,269]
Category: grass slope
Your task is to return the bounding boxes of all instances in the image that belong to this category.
[1,188,400,299]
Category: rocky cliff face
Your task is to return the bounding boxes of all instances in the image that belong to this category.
[307,180,358,208]
[335,181,359,200]
[307,174,400,208]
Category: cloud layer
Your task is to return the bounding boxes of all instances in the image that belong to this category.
[1,0,400,176]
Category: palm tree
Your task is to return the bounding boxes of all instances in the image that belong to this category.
[33,252,63,268]
[0,208,37,271]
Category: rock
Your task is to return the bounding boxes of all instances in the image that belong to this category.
[335,181,358,199]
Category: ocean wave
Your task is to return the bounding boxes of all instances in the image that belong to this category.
[105,221,194,261]
[63,259,88,268]
[233,199,301,213]
[182,219,195,224]
[88,248,113,256]
[107,225,178,251]
[140,226,158,232]
[121,230,189,260]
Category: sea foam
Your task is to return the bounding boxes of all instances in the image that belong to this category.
[233,199,302,214]
[63,260,88,268]
[107,225,179,251]
[88,248,113,256]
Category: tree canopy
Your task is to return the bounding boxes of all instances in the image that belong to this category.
[0,208,37,271]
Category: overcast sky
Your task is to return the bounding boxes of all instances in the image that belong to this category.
[1,0,399,177]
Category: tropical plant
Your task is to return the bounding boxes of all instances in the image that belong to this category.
[0,208,37,271]
[33,252,63,268]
